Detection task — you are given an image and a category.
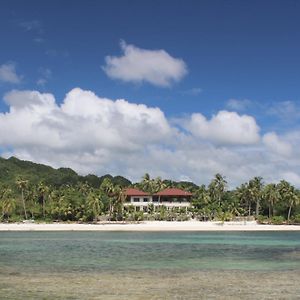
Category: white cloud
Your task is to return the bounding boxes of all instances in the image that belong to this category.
[281,172,300,187]
[268,101,300,120]
[226,99,251,111]
[0,63,22,84]
[103,41,188,87]
[36,79,47,86]
[263,132,292,157]
[1,88,171,154]
[182,111,260,145]
[0,88,299,188]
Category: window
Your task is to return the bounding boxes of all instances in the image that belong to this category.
[133,198,140,202]
[143,198,148,202]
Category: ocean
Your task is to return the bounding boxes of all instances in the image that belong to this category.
[1,231,300,299]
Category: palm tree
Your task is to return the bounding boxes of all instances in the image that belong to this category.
[78,182,90,197]
[38,182,49,219]
[86,190,102,221]
[248,177,263,218]
[0,187,16,220]
[192,185,210,210]
[100,178,115,219]
[223,191,243,218]
[140,173,152,192]
[235,183,252,216]
[153,176,167,193]
[263,183,279,218]
[111,185,126,220]
[278,180,300,223]
[16,178,29,220]
[208,173,227,207]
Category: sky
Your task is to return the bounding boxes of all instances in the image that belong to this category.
[0,0,299,187]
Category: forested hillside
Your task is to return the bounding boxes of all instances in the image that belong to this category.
[0,156,131,188]
[0,157,300,224]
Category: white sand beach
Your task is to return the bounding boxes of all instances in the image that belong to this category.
[0,221,300,231]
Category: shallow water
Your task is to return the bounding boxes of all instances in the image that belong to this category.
[1,231,300,299]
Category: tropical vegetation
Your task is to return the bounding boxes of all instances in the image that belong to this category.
[1,157,300,224]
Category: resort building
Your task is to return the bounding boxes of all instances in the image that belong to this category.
[123,187,193,212]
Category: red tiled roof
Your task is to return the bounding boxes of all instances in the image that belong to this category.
[155,188,193,197]
[124,188,149,196]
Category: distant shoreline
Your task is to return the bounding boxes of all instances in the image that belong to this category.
[1,221,300,231]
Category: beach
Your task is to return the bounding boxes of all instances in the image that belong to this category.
[0,220,300,231]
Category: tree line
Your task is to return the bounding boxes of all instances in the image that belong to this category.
[1,171,300,224]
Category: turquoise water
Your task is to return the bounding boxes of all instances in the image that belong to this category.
[1,231,300,299]
[1,231,300,272]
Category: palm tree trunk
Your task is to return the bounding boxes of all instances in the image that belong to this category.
[287,205,292,223]
[109,201,112,221]
[255,200,259,218]
[43,197,45,219]
[248,203,251,216]
[21,189,28,220]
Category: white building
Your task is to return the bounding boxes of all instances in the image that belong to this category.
[123,187,193,212]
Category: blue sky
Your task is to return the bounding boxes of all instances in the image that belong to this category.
[0,0,299,186]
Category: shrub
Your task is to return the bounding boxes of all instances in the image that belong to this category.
[271,216,285,225]
[291,214,300,224]
[133,211,144,222]
[257,215,269,224]
[177,215,190,221]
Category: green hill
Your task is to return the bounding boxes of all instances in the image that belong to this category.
[0,156,131,188]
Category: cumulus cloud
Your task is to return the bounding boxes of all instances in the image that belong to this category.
[182,111,260,145]
[1,88,171,158]
[0,88,299,188]
[103,41,188,87]
[0,63,22,84]
[263,132,292,157]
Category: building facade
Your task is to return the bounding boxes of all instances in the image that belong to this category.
[123,187,193,212]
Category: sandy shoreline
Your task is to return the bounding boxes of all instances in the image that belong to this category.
[0,221,300,231]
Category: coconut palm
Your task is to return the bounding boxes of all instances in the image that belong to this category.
[248,177,263,218]
[278,180,300,223]
[0,188,16,220]
[86,190,102,220]
[78,182,90,197]
[208,173,227,207]
[263,183,280,218]
[140,173,152,192]
[153,176,167,193]
[192,185,210,210]
[100,178,115,218]
[16,178,29,220]
[235,183,253,216]
[38,182,49,219]
[111,185,125,219]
